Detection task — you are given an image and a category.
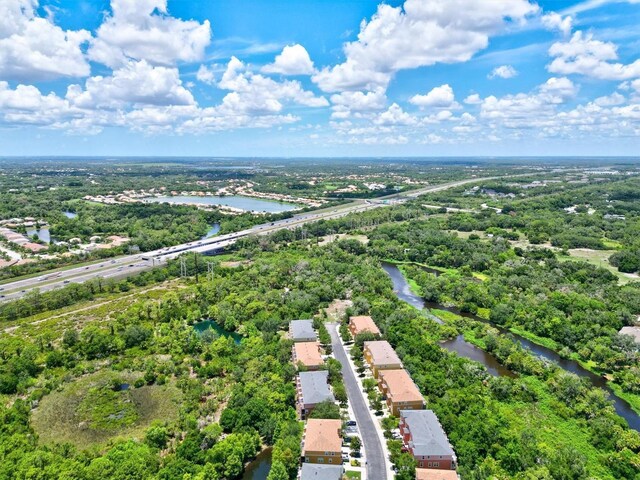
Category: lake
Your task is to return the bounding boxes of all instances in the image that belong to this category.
[193,320,242,345]
[145,195,299,213]
[63,211,78,219]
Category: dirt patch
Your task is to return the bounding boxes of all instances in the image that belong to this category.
[324,298,353,322]
[219,260,253,268]
[318,234,369,246]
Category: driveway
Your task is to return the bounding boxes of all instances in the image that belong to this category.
[328,323,388,480]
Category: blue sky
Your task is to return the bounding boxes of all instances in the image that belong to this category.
[0,0,639,157]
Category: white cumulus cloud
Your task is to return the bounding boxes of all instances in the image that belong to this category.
[89,0,211,68]
[541,12,573,36]
[216,57,328,115]
[410,84,457,108]
[312,0,538,92]
[488,65,518,79]
[261,44,315,75]
[374,103,416,126]
[66,60,195,109]
[196,65,217,85]
[329,88,387,119]
[548,31,640,80]
[0,0,91,81]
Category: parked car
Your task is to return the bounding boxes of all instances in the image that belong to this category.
[346,420,357,426]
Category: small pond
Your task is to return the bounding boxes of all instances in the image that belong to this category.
[193,320,242,345]
[26,227,50,244]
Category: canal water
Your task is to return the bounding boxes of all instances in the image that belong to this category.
[145,195,299,213]
[382,262,514,377]
[202,223,221,239]
[241,448,272,480]
[381,261,640,431]
[193,319,242,345]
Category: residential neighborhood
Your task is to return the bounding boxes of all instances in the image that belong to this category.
[363,341,403,378]
[377,369,425,416]
[340,315,460,479]
[301,419,343,465]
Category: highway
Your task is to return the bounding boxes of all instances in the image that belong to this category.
[0,176,497,303]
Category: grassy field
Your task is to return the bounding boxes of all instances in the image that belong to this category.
[1,281,179,339]
[557,248,638,284]
[32,370,181,449]
[318,233,369,246]
[389,259,488,281]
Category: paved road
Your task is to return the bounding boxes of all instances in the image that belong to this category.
[328,323,387,480]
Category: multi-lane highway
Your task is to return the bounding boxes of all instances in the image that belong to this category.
[0,176,498,303]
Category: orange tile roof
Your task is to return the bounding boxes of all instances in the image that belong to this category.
[303,419,342,454]
[294,342,323,367]
[379,369,423,403]
[364,340,402,366]
[349,315,380,336]
[416,469,458,480]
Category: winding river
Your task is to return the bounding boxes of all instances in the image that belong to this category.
[381,262,640,432]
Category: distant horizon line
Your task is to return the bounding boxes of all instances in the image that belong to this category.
[1,155,639,160]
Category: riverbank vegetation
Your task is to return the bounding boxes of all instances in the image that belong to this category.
[368,217,640,416]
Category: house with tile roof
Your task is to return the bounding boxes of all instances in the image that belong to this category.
[416,468,460,480]
[348,315,381,337]
[292,341,324,370]
[302,419,342,465]
[363,340,402,377]
[378,369,425,415]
